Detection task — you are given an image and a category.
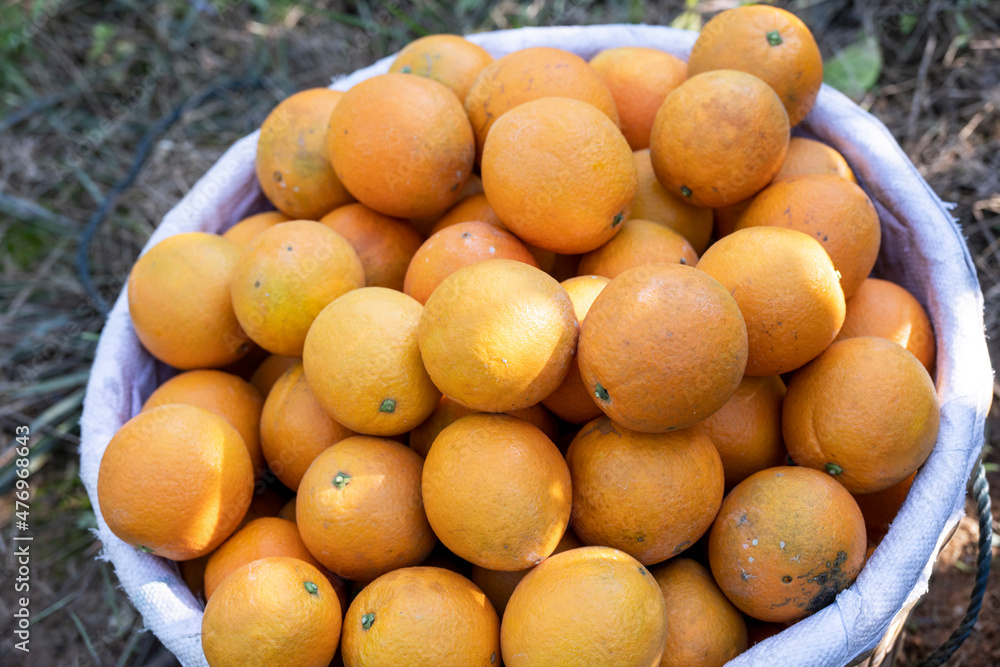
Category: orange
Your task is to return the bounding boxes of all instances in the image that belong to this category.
[260,363,354,491]
[853,472,916,548]
[418,260,578,412]
[735,174,881,297]
[500,546,669,667]
[713,199,752,239]
[835,277,935,371]
[566,417,724,564]
[422,413,572,571]
[688,5,823,126]
[429,193,505,234]
[697,227,846,376]
[128,232,251,369]
[303,287,440,436]
[240,486,288,526]
[142,369,264,476]
[578,263,748,433]
[318,203,424,291]
[223,211,291,246]
[577,218,698,279]
[297,436,436,581]
[649,70,789,208]
[256,88,354,220]
[204,517,323,600]
[773,137,857,183]
[408,173,485,236]
[541,275,611,424]
[97,404,253,560]
[693,375,788,488]
[590,47,687,150]
[327,73,474,219]
[782,336,940,494]
[342,567,500,667]
[249,353,299,396]
[202,556,341,667]
[651,558,748,667]
[482,96,637,254]
[632,149,714,253]
[708,466,867,622]
[403,221,538,305]
[230,220,364,356]
[464,46,619,159]
[388,34,493,102]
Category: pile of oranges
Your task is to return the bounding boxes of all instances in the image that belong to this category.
[97,6,941,666]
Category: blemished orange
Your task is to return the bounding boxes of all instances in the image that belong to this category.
[296,436,436,581]
[328,73,474,219]
[836,278,936,371]
[142,369,265,476]
[651,558,748,667]
[97,404,253,560]
[567,417,724,565]
[388,34,493,102]
[693,375,788,489]
[128,232,251,369]
[204,517,323,600]
[482,96,637,254]
[853,472,916,548]
[697,227,846,376]
[464,46,619,158]
[318,203,424,291]
[632,149,713,253]
[713,199,752,239]
[578,263,748,433]
[303,287,440,436]
[736,173,881,297]
[783,336,940,494]
[342,567,500,667]
[541,275,611,424]
[687,5,823,126]
[260,363,354,491]
[773,137,857,183]
[202,556,342,667]
[429,193,505,234]
[590,47,687,150]
[403,221,539,305]
[223,211,291,246]
[649,70,789,209]
[422,413,572,571]
[417,260,578,412]
[500,546,669,667]
[709,466,867,622]
[249,353,299,396]
[578,218,698,279]
[230,220,364,356]
[256,88,354,220]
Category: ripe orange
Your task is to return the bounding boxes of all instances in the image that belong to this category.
[388,34,493,102]
[342,567,500,667]
[296,436,436,581]
[501,546,669,667]
[223,211,291,246]
[128,232,251,369]
[651,558,748,667]
[649,70,789,208]
[566,416,724,564]
[577,218,698,279]
[589,47,687,150]
[853,472,916,548]
[422,413,571,570]
[736,174,881,297]
[632,149,713,253]
[417,260,578,412]
[230,220,364,356]
[773,137,857,183]
[327,73,474,219]
[256,88,354,220]
[202,556,342,667]
[709,466,867,622]
[482,96,637,254]
[835,277,935,371]
[697,227,846,376]
[408,173,485,236]
[249,353,299,396]
[688,5,823,126]
[783,336,940,494]
[429,193,505,234]
[578,263,748,432]
[260,363,354,491]
[97,404,253,560]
